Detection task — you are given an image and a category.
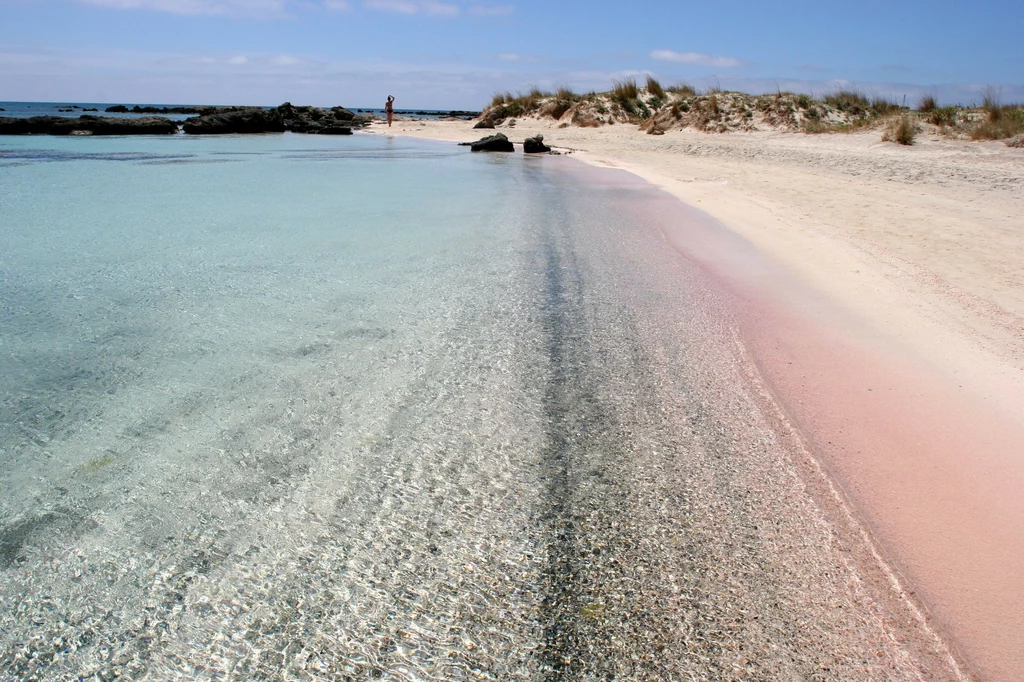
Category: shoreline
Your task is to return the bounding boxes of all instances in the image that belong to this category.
[382,118,1024,680]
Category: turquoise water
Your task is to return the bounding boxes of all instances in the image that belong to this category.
[0,132,925,681]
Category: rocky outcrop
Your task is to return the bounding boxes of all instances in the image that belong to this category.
[0,115,179,135]
[182,103,366,135]
[473,119,495,129]
[182,107,286,134]
[523,134,551,153]
[0,103,368,136]
[460,132,514,152]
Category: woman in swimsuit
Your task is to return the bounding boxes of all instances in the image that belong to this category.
[385,95,394,127]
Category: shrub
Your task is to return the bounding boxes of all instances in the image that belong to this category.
[503,101,525,117]
[883,114,917,145]
[971,105,1024,140]
[918,93,937,112]
[645,75,665,99]
[825,89,870,114]
[929,106,957,126]
[796,93,813,109]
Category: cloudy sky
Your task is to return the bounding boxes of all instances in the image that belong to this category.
[1,0,1021,109]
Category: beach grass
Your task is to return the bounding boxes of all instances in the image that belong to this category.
[480,80,1019,142]
[883,114,918,145]
[611,77,640,102]
[918,93,937,112]
[645,76,666,99]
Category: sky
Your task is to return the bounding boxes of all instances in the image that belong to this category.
[1,0,1021,109]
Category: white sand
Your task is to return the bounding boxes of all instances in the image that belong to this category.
[384,117,1024,681]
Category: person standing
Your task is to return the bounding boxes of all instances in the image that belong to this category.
[385,95,394,127]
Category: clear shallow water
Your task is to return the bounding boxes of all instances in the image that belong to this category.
[0,132,939,681]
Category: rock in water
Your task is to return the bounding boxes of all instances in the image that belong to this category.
[182,108,286,134]
[523,135,551,153]
[320,126,353,135]
[0,115,178,135]
[464,132,514,152]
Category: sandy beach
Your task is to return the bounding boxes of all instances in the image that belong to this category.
[385,117,1024,681]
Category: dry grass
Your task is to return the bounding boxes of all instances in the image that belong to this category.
[968,87,1024,139]
[555,85,578,102]
[824,89,871,114]
[645,76,665,99]
[971,105,1024,140]
[667,83,696,97]
[882,114,918,145]
[918,93,937,112]
[611,77,640,102]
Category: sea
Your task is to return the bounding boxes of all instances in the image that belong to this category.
[0,106,906,681]
[0,101,472,121]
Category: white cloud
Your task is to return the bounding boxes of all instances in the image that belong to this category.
[649,49,743,68]
[363,0,458,15]
[77,0,289,17]
[227,55,249,65]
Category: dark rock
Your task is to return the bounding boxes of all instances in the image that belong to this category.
[320,126,353,135]
[0,115,178,135]
[83,108,98,112]
[182,108,285,134]
[0,116,63,134]
[461,132,514,152]
[54,116,179,135]
[331,106,356,121]
[105,105,130,113]
[523,134,551,153]
[473,119,495,129]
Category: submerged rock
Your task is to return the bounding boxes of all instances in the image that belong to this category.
[462,132,515,152]
[523,134,551,153]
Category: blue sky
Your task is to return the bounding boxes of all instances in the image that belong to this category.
[1,0,1021,109]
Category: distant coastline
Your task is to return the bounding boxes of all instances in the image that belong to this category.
[0,101,481,136]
